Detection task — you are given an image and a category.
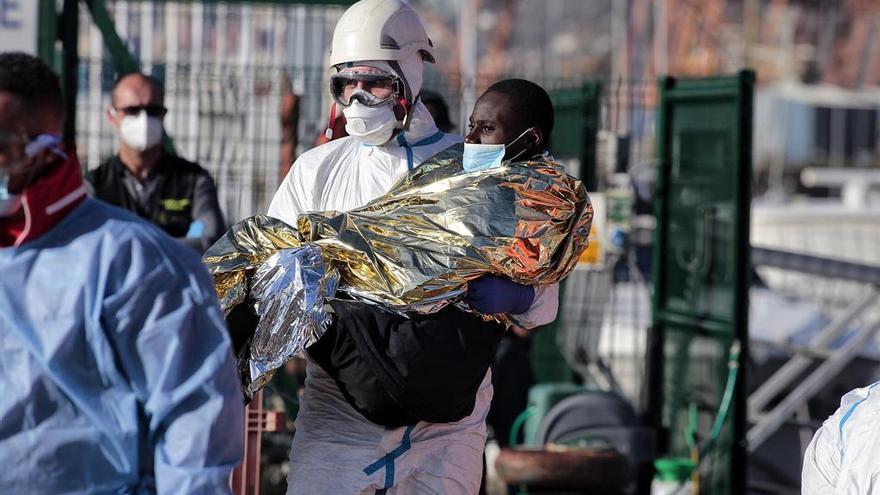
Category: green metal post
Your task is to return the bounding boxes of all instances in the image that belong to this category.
[579,81,600,190]
[60,0,78,147]
[548,81,601,189]
[82,0,139,75]
[37,0,58,69]
[650,71,754,495]
[731,70,754,495]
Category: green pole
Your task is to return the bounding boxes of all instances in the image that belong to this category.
[82,0,139,75]
[83,0,176,154]
[37,0,58,69]
[60,0,78,147]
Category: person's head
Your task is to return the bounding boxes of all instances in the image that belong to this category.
[0,52,66,215]
[420,89,454,133]
[327,0,435,145]
[465,79,554,161]
[107,72,167,154]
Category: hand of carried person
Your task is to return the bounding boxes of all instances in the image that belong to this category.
[466,274,535,315]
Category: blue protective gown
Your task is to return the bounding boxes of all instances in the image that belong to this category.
[0,199,244,494]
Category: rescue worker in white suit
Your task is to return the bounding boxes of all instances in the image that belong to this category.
[802,381,880,494]
[267,1,559,493]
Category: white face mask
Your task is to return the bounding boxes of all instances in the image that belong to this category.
[118,111,163,152]
[343,101,399,145]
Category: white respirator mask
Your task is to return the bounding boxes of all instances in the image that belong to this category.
[343,100,399,146]
[117,110,164,152]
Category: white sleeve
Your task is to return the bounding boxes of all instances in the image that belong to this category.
[802,383,880,494]
[511,282,559,330]
[802,412,842,494]
[267,156,313,224]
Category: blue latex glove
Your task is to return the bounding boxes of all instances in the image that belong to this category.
[466,274,535,315]
[185,220,205,239]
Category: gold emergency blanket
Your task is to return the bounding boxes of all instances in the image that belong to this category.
[204,145,593,392]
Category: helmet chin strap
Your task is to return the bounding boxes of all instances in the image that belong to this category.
[386,58,421,132]
[324,101,338,140]
[397,94,421,132]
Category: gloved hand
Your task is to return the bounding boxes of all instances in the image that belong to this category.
[466,274,535,315]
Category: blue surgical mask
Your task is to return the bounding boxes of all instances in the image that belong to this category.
[462,143,505,172]
[462,127,535,172]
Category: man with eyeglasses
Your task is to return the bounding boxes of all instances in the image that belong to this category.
[0,52,243,494]
[85,72,225,252]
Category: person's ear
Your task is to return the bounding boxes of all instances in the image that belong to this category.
[106,107,119,127]
[528,127,543,150]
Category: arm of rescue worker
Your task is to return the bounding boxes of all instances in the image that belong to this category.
[102,235,244,494]
[177,171,225,252]
[267,152,315,225]
[466,276,559,330]
[511,282,559,330]
[799,383,880,494]
[802,416,840,494]
[467,274,534,315]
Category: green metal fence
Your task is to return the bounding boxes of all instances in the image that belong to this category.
[549,81,601,190]
[650,70,754,494]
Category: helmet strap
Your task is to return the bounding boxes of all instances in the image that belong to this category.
[387,60,413,103]
[398,96,415,131]
[324,101,338,140]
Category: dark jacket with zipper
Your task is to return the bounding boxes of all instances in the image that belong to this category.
[85,153,224,250]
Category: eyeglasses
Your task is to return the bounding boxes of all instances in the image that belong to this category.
[114,104,167,117]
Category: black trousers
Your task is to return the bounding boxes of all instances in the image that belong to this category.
[488,333,535,447]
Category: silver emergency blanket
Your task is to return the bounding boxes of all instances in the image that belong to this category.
[248,246,339,392]
[204,146,593,393]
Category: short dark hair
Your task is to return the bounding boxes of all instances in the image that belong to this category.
[111,72,165,105]
[484,78,554,149]
[0,52,64,117]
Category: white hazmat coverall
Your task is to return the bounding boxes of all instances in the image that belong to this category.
[802,381,880,494]
[268,101,557,494]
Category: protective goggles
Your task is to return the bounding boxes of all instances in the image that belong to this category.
[330,71,402,107]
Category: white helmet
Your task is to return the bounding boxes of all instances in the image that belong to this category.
[330,0,435,104]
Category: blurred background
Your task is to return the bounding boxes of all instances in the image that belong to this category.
[7,1,880,493]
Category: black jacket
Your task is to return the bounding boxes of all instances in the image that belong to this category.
[226,298,505,427]
[86,153,224,249]
[308,300,505,427]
